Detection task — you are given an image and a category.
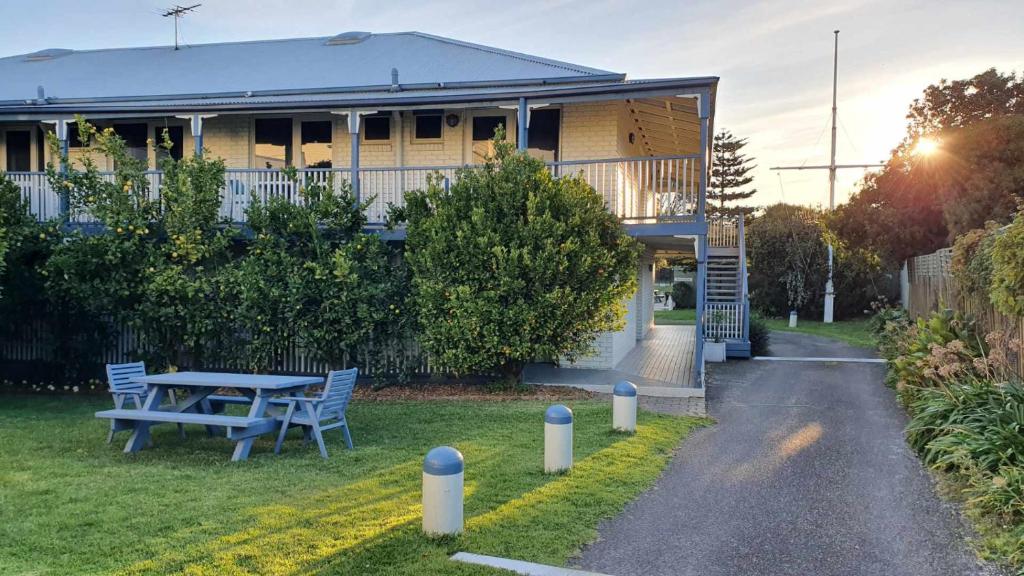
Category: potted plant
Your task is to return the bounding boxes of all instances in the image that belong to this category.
[704,310,728,362]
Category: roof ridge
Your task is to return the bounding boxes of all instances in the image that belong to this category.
[0,33,416,60]
[405,32,618,77]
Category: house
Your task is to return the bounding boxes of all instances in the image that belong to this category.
[0,31,750,396]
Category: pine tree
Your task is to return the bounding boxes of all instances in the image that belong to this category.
[709,130,757,216]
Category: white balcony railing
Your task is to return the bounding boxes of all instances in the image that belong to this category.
[12,154,701,225]
[704,302,745,341]
[707,218,739,248]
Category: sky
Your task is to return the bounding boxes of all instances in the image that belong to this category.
[1,0,1021,208]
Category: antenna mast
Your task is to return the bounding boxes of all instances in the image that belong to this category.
[162,4,200,50]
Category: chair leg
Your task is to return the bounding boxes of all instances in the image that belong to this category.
[274,402,296,455]
[341,421,353,450]
[310,419,328,459]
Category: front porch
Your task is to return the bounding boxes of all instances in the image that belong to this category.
[524,324,700,397]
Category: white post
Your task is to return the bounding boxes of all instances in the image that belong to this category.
[544,405,573,473]
[422,446,464,536]
[823,244,835,323]
[613,381,638,433]
[789,310,798,328]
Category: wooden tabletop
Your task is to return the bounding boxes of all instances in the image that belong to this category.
[130,371,323,390]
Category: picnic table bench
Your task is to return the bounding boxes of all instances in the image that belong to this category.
[95,371,322,461]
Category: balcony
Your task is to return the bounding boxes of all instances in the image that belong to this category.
[10,154,702,226]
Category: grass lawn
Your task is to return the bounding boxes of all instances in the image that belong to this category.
[761,317,876,349]
[0,395,702,575]
[654,308,695,325]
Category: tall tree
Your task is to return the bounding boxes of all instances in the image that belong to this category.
[906,68,1024,139]
[709,130,758,216]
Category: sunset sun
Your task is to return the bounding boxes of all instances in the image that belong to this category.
[913,136,940,156]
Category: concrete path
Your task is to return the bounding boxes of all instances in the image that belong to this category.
[577,331,994,576]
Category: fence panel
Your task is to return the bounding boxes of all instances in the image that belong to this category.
[906,247,1024,378]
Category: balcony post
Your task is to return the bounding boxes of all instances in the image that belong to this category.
[55,118,69,217]
[694,233,707,386]
[348,111,361,202]
[697,93,710,222]
[517,97,528,151]
[175,114,216,157]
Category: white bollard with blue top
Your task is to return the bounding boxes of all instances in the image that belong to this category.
[544,404,573,473]
[613,380,638,433]
[422,446,464,536]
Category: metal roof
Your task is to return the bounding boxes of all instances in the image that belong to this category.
[0,31,622,105]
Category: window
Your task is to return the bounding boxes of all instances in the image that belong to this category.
[254,118,292,169]
[472,116,506,141]
[526,109,560,162]
[414,110,443,139]
[154,126,184,162]
[67,123,88,148]
[362,115,391,141]
[5,130,30,172]
[472,116,507,163]
[301,121,333,168]
[113,124,148,164]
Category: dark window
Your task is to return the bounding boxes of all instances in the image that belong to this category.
[254,118,292,168]
[472,116,505,141]
[5,130,31,171]
[154,126,184,162]
[113,124,148,163]
[414,110,443,139]
[526,109,560,162]
[301,121,332,168]
[363,115,390,141]
[67,123,87,147]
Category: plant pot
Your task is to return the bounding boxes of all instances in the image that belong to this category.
[704,341,727,363]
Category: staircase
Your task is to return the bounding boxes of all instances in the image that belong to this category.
[704,218,751,358]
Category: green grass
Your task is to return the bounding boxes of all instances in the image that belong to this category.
[0,395,702,575]
[654,308,695,325]
[761,317,876,348]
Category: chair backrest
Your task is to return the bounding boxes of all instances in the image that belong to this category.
[319,368,358,419]
[106,362,147,393]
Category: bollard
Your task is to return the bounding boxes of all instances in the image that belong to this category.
[613,380,638,433]
[789,310,798,328]
[544,404,573,473]
[422,446,463,536]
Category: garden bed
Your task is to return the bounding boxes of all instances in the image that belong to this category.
[0,395,701,575]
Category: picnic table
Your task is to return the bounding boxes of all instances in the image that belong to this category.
[95,372,322,461]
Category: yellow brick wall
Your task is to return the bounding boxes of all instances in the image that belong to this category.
[560,101,625,160]
[203,116,250,168]
[46,103,638,172]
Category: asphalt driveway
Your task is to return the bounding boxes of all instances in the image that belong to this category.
[577,332,993,576]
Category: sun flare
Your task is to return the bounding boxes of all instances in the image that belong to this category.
[914,137,940,156]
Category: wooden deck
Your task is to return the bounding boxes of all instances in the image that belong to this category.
[524,325,698,397]
[614,325,695,388]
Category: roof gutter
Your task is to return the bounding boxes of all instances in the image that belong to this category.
[0,76,719,117]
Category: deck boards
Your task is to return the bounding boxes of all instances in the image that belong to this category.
[614,325,694,387]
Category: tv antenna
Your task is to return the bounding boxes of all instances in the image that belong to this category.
[770,30,884,324]
[162,4,200,50]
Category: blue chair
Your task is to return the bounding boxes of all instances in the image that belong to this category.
[105,362,183,443]
[274,368,357,459]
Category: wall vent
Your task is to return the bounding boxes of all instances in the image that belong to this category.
[325,31,371,46]
[24,48,73,62]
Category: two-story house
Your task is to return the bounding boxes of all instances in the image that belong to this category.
[0,31,750,396]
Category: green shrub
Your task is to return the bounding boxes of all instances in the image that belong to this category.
[404,132,640,383]
[990,211,1024,317]
[952,224,999,297]
[671,281,695,309]
[748,313,770,356]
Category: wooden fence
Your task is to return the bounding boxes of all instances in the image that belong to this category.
[905,247,1024,378]
[0,318,436,381]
